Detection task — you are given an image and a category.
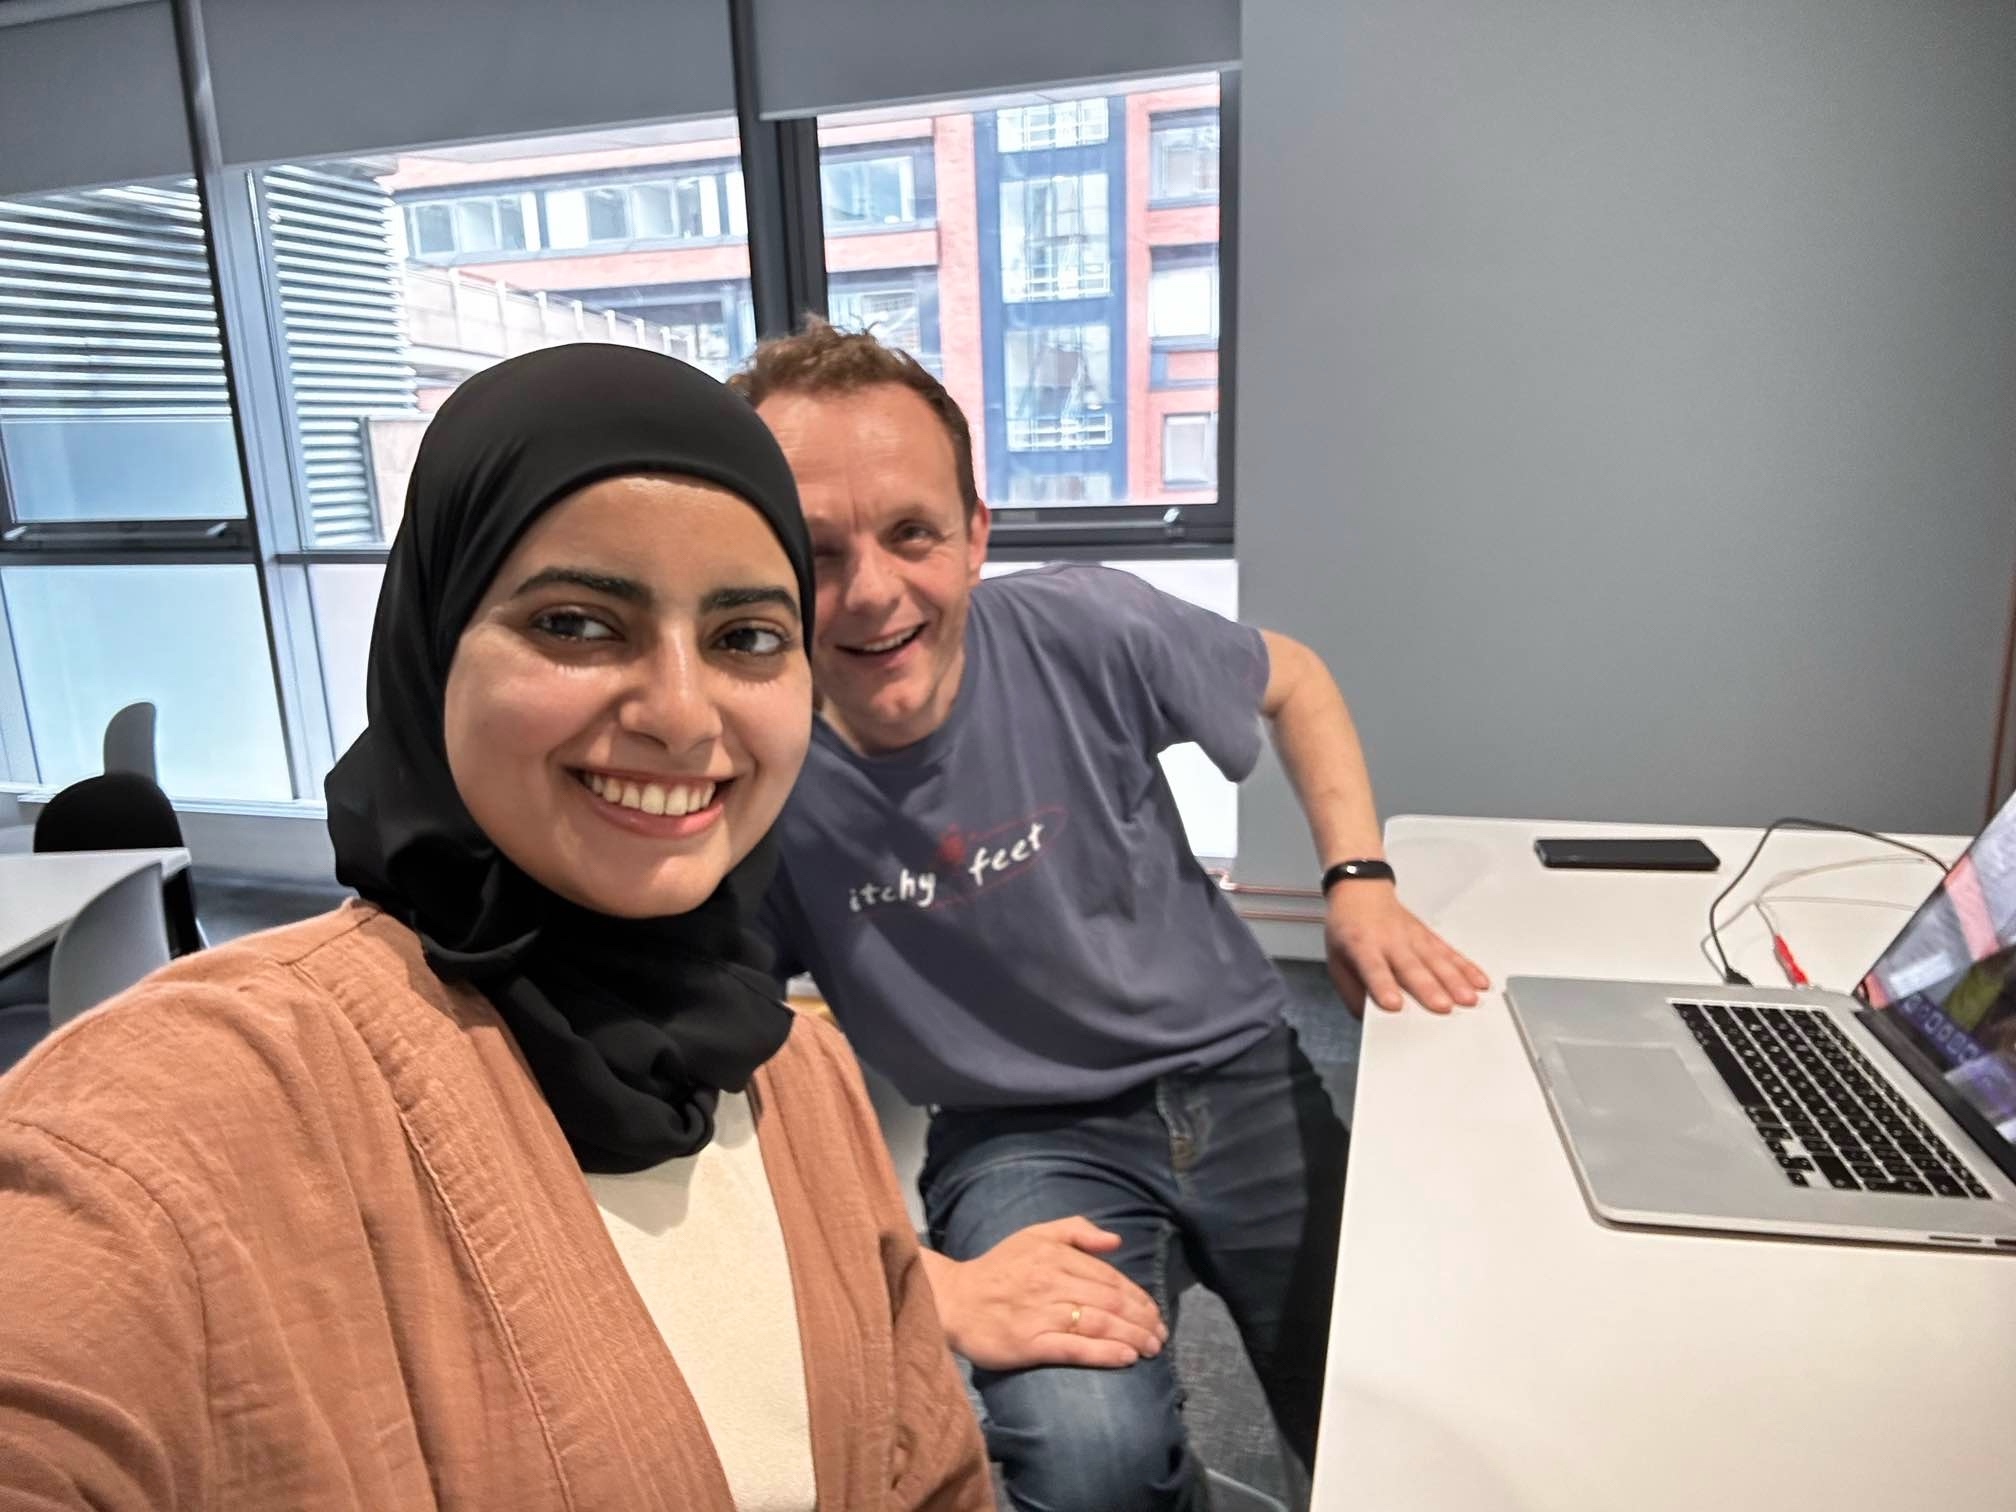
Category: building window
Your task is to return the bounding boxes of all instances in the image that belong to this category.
[820,153,920,231]
[1001,173,1110,301]
[1162,413,1218,487]
[997,98,1110,152]
[1005,324,1112,450]
[404,192,537,259]
[828,277,928,357]
[1150,247,1219,341]
[544,169,731,249]
[1150,112,1220,203]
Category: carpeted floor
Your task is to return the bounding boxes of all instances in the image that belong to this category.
[1171,958,1359,1510]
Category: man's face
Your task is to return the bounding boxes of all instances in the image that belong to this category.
[757,384,989,754]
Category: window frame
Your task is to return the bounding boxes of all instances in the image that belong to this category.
[799,71,1237,557]
[0,7,1237,808]
[0,171,257,559]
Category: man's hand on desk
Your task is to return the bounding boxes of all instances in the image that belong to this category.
[1326,882,1490,1017]
[918,1218,1168,1371]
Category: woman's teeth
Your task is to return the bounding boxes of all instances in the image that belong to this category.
[581,772,716,816]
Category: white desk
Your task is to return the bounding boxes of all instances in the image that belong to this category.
[1311,815,2014,1512]
[0,849,191,973]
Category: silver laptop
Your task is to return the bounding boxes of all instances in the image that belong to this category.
[1505,792,2016,1251]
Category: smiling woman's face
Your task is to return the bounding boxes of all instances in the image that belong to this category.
[441,474,812,919]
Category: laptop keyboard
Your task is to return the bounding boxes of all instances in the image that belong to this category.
[1672,1001,1991,1200]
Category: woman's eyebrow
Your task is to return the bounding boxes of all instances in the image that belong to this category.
[701,585,800,619]
[508,566,652,604]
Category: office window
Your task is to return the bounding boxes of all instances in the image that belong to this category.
[403,192,536,259]
[1162,413,1217,487]
[815,76,1222,517]
[1004,325,1111,451]
[1150,248,1219,340]
[1149,112,1220,203]
[0,180,248,525]
[257,118,750,550]
[1001,173,1110,302]
[997,99,1109,151]
[308,562,384,760]
[0,565,291,800]
[821,154,921,231]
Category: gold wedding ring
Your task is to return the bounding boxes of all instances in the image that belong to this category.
[1068,1305,1083,1334]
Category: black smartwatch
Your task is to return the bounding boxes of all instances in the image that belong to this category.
[1320,858,1396,893]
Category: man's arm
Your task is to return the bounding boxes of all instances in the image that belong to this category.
[1259,630,1490,1015]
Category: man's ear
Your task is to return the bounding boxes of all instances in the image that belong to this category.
[965,499,991,581]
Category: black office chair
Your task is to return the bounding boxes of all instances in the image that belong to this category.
[34,773,204,958]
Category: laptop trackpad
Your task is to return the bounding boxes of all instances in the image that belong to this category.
[1555,1041,1716,1127]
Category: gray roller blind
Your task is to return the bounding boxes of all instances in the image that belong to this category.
[201,0,737,168]
[0,3,191,199]
[752,0,1239,119]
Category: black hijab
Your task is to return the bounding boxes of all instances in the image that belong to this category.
[325,344,813,1172]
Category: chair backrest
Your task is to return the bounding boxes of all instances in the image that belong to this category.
[102,701,158,782]
[860,1058,930,1234]
[47,866,172,1028]
[35,773,203,956]
[0,790,27,856]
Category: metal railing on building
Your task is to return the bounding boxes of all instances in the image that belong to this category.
[402,267,689,366]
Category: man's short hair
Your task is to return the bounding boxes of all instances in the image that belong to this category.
[729,319,980,519]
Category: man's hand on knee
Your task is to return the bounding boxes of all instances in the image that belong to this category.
[922,1217,1169,1371]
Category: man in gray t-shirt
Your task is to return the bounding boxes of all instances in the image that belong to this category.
[737,328,1485,1512]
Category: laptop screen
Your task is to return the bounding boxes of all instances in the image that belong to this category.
[1857,789,2016,1151]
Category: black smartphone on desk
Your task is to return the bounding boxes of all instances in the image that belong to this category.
[1533,837,1720,872]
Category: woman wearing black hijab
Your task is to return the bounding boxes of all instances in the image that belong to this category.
[0,345,990,1511]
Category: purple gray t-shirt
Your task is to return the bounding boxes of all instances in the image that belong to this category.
[757,564,1292,1109]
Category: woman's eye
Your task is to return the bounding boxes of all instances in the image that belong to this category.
[719,624,791,657]
[532,609,617,643]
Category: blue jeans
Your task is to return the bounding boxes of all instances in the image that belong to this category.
[920,1021,1349,1512]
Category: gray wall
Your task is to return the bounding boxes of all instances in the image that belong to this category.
[1236,0,2016,892]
